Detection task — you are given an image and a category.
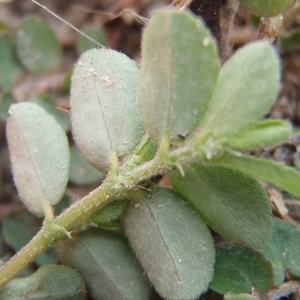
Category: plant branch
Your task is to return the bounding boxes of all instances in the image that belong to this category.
[0,155,165,287]
[0,139,208,288]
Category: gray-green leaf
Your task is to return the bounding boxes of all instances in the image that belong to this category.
[0,33,22,91]
[261,218,300,281]
[200,41,279,141]
[70,49,144,172]
[57,229,151,300]
[170,164,272,248]
[0,265,86,300]
[228,119,291,150]
[210,245,273,294]
[138,10,219,144]
[6,102,70,217]
[216,154,300,197]
[124,187,215,300]
[16,16,62,74]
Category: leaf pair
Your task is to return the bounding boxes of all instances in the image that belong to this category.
[69,9,286,175]
[69,10,219,173]
[138,10,289,154]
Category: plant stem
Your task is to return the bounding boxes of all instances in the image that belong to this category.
[0,156,165,288]
[0,226,65,288]
[0,140,206,288]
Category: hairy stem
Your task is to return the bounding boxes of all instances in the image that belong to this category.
[0,156,166,288]
[0,139,206,288]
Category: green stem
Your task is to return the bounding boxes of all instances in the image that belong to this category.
[0,140,207,288]
[0,156,164,288]
[0,177,120,288]
[0,226,65,288]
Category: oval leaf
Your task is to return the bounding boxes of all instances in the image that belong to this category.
[124,187,215,300]
[138,10,219,144]
[16,16,62,74]
[260,218,300,285]
[239,0,294,17]
[170,165,272,248]
[210,245,273,294]
[200,41,280,140]
[70,48,144,172]
[216,154,300,197]
[6,102,70,216]
[0,33,22,91]
[57,229,151,300]
[0,265,86,300]
[229,119,291,150]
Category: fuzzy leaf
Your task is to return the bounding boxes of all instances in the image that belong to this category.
[0,33,22,91]
[0,265,86,299]
[138,10,219,144]
[170,165,272,248]
[200,41,279,140]
[57,229,151,300]
[16,16,62,74]
[216,154,300,197]
[210,245,273,294]
[70,48,144,172]
[6,102,70,216]
[239,0,294,17]
[69,144,105,185]
[260,218,300,285]
[124,187,215,300]
[229,119,291,150]
[285,226,300,276]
